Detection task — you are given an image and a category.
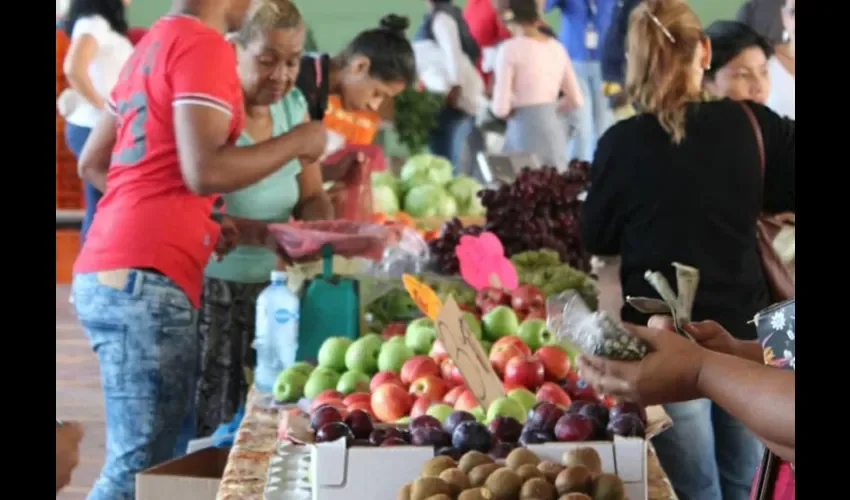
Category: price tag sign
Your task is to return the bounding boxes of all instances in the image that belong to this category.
[456,232,518,291]
[435,296,505,409]
[402,274,442,321]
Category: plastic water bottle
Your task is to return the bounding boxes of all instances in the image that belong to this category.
[253,271,300,393]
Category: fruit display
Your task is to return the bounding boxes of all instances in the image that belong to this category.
[397,446,628,500]
[510,250,599,310]
[372,155,486,219]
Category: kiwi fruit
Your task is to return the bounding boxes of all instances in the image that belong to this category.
[439,467,471,496]
[424,495,452,500]
[459,451,495,475]
[458,487,494,500]
[555,465,594,495]
[559,494,592,500]
[537,460,566,482]
[484,468,523,500]
[421,456,458,478]
[516,463,545,482]
[410,477,452,500]
[505,447,541,470]
[562,448,603,477]
[591,473,626,500]
[397,482,412,500]
[520,477,557,500]
[469,463,502,487]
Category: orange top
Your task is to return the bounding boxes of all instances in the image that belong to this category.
[322,95,380,145]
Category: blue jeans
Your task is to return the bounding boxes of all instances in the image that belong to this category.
[429,106,480,172]
[64,123,101,244]
[565,60,614,162]
[72,270,200,500]
[652,399,764,500]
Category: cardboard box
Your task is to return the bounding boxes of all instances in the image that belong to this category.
[136,447,230,500]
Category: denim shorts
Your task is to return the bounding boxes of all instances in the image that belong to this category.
[72,270,200,500]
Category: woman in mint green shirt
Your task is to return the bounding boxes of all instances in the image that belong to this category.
[195,0,334,438]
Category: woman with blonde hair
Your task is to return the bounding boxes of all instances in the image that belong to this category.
[579,0,795,498]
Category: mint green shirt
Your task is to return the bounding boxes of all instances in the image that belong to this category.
[205,89,308,283]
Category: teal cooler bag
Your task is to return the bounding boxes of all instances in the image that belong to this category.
[297,245,361,363]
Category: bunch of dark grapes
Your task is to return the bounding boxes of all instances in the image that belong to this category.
[428,161,593,275]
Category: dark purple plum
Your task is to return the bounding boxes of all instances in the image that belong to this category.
[410,415,442,430]
[609,402,648,425]
[344,409,374,440]
[607,414,646,439]
[352,438,371,447]
[451,421,493,453]
[526,402,565,432]
[528,401,546,420]
[519,429,553,446]
[380,437,407,447]
[553,413,595,442]
[399,429,412,443]
[565,400,591,414]
[487,416,523,444]
[443,410,477,435]
[489,441,519,459]
[411,427,451,448]
[310,405,343,431]
[436,447,464,461]
[315,422,355,446]
[367,428,387,446]
[578,403,610,429]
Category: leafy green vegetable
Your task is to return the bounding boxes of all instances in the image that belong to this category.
[393,87,442,155]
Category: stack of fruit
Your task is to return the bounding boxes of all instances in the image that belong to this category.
[398,447,628,500]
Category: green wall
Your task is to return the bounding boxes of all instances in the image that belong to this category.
[129,0,744,52]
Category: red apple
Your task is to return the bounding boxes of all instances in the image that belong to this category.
[503,381,526,392]
[440,358,464,386]
[511,284,545,316]
[370,371,404,393]
[310,399,349,419]
[475,286,511,314]
[489,335,532,375]
[534,345,572,381]
[561,373,599,402]
[381,321,407,340]
[453,388,479,412]
[525,308,546,320]
[410,395,437,419]
[314,389,344,404]
[409,375,448,401]
[342,392,371,407]
[504,356,545,391]
[401,355,441,385]
[371,383,412,423]
[536,382,572,408]
[346,400,374,418]
[444,385,468,406]
[599,394,615,408]
[430,341,449,364]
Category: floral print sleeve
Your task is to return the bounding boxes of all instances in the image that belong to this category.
[753,299,795,371]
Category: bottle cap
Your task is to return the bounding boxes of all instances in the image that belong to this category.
[270,270,288,282]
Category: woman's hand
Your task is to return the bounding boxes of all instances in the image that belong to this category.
[56,421,84,494]
[212,216,277,261]
[290,121,330,164]
[576,322,708,406]
[650,315,762,363]
[322,151,367,183]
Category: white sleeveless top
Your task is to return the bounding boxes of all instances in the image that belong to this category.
[766,57,795,120]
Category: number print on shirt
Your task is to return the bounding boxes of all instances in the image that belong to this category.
[113,41,160,166]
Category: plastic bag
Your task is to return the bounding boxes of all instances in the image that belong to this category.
[326,157,373,222]
[267,220,395,261]
[546,290,648,361]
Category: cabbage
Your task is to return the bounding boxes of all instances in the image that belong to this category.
[373,184,400,214]
[371,171,401,199]
[446,175,485,216]
[404,184,452,218]
[400,154,454,191]
[437,194,458,218]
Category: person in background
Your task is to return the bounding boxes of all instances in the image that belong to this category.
[545,0,616,161]
[56,420,84,495]
[297,15,417,176]
[488,0,583,167]
[463,0,512,87]
[579,0,795,498]
[414,0,483,169]
[61,0,134,245]
[195,0,334,439]
[703,21,772,104]
[600,0,642,121]
[736,0,785,44]
[71,0,331,495]
[766,0,794,119]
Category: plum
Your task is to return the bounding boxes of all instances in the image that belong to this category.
[488,416,524,444]
[411,426,451,448]
[607,414,646,439]
[526,402,565,433]
[310,405,343,431]
[565,400,591,414]
[315,422,355,446]
[444,410,477,435]
[436,446,464,461]
[518,429,553,446]
[410,415,442,431]
[489,441,519,459]
[609,401,648,425]
[367,428,387,446]
[451,421,493,453]
[553,413,595,442]
[578,403,610,428]
[344,409,374,440]
[380,437,407,446]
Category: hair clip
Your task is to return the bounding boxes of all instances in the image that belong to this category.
[502,9,515,22]
[645,11,675,43]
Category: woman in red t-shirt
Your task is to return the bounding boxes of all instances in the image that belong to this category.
[70,0,331,498]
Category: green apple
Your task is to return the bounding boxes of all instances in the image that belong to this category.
[507,387,538,413]
[469,406,486,423]
[462,312,483,340]
[480,340,492,355]
[377,340,414,373]
[317,337,352,372]
[485,396,527,424]
[518,318,554,351]
[386,335,406,345]
[395,416,410,425]
[482,305,519,341]
[287,361,314,379]
[273,368,307,403]
[405,318,437,354]
[336,370,371,395]
[360,333,383,349]
[558,340,580,366]
[345,336,382,374]
[426,403,454,424]
[303,366,341,399]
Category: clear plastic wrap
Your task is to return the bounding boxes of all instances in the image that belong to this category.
[546,290,649,361]
[267,220,397,261]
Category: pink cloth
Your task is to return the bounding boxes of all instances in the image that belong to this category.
[491,35,584,118]
[750,461,795,500]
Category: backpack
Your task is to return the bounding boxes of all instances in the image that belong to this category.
[297,53,331,121]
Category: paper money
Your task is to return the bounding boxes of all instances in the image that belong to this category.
[628,264,701,340]
[643,270,678,306]
[672,262,699,325]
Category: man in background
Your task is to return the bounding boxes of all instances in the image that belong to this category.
[601,0,641,121]
[736,0,785,44]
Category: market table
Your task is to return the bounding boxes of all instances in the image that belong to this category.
[217,389,678,500]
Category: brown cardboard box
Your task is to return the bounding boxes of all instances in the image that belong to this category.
[136,447,230,500]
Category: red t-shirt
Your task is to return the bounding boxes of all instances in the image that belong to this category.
[463,0,512,86]
[73,16,244,307]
